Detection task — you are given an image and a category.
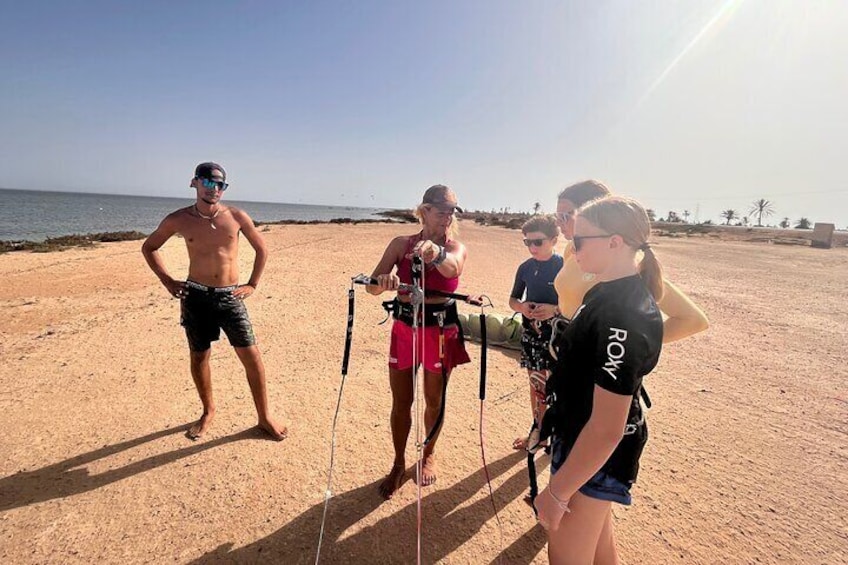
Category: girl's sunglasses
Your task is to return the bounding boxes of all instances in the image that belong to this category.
[197,177,229,191]
[572,234,612,251]
[523,238,549,247]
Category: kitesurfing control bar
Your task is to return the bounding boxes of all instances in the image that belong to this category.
[351,274,485,306]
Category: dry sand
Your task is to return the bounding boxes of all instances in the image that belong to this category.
[1,221,846,564]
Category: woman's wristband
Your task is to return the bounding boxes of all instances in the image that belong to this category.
[548,488,571,512]
[431,244,448,266]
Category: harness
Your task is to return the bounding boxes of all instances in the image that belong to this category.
[381,297,462,328]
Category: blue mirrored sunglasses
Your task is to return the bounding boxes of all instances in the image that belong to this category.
[197,177,228,191]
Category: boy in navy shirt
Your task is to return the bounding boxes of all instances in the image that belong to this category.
[509,214,563,453]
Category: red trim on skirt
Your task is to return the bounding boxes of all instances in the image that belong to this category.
[389,320,471,373]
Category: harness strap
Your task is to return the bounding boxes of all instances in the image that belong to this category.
[640,386,652,409]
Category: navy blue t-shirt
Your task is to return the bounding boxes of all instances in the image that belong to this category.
[510,254,563,306]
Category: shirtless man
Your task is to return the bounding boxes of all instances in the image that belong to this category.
[141,162,287,441]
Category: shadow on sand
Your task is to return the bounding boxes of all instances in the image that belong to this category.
[191,451,550,564]
[0,425,272,512]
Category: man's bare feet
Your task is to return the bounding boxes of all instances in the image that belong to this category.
[187,412,215,440]
[379,463,406,499]
[419,453,437,487]
[258,416,288,441]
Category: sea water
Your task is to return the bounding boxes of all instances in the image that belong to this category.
[0,189,386,241]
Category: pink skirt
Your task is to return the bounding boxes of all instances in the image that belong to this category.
[389,320,471,373]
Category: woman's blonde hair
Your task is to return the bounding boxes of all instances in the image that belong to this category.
[578,196,664,301]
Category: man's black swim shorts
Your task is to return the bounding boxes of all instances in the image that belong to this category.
[180,281,256,351]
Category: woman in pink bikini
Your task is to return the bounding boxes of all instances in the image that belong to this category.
[368,184,471,499]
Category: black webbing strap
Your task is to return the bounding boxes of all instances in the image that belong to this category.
[527,421,539,514]
[477,312,504,558]
[479,313,487,398]
[341,287,355,375]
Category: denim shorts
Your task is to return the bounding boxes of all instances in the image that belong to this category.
[180,283,256,351]
[550,438,633,506]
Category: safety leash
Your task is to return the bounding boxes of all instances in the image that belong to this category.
[422,310,447,448]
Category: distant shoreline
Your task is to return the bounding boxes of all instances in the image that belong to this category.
[0,216,406,255]
[2,212,844,254]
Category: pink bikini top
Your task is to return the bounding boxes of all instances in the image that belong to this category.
[396,232,460,294]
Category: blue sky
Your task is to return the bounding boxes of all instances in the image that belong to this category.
[1,0,846,226]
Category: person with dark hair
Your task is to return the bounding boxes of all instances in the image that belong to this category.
[535,196,664,563]
[508,214,563,453]
[367,184,471,499]
[141,162,287,441]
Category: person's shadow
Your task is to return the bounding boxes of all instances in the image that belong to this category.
[191,451,549,564]
[0,425,269,512]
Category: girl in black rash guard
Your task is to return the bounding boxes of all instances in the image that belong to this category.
[535,196,664,565]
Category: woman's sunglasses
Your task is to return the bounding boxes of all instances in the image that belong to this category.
[523,238,549,247]
[572,234,612,251]
[197,177,229,191]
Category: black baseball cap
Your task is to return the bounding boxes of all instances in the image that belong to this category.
[194,162,226,181]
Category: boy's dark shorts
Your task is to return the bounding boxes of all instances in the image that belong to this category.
[180,282,256,352]
[520,317,557,372]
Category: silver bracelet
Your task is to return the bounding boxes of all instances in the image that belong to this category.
[432,244,448,266]
[548,488,571,512]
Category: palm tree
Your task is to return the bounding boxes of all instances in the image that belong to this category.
[721,209,737,225]
[749,199,775,227]
[532,201,542,215]
[795,217,812,229]
[779,217,790,229]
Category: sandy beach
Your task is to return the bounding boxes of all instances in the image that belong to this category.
[1,220,846,564]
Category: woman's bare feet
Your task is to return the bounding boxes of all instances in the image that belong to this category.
[187,411,215,440]
[419,453,437,487]
[379,463,407,499]
[258,415,288,441]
